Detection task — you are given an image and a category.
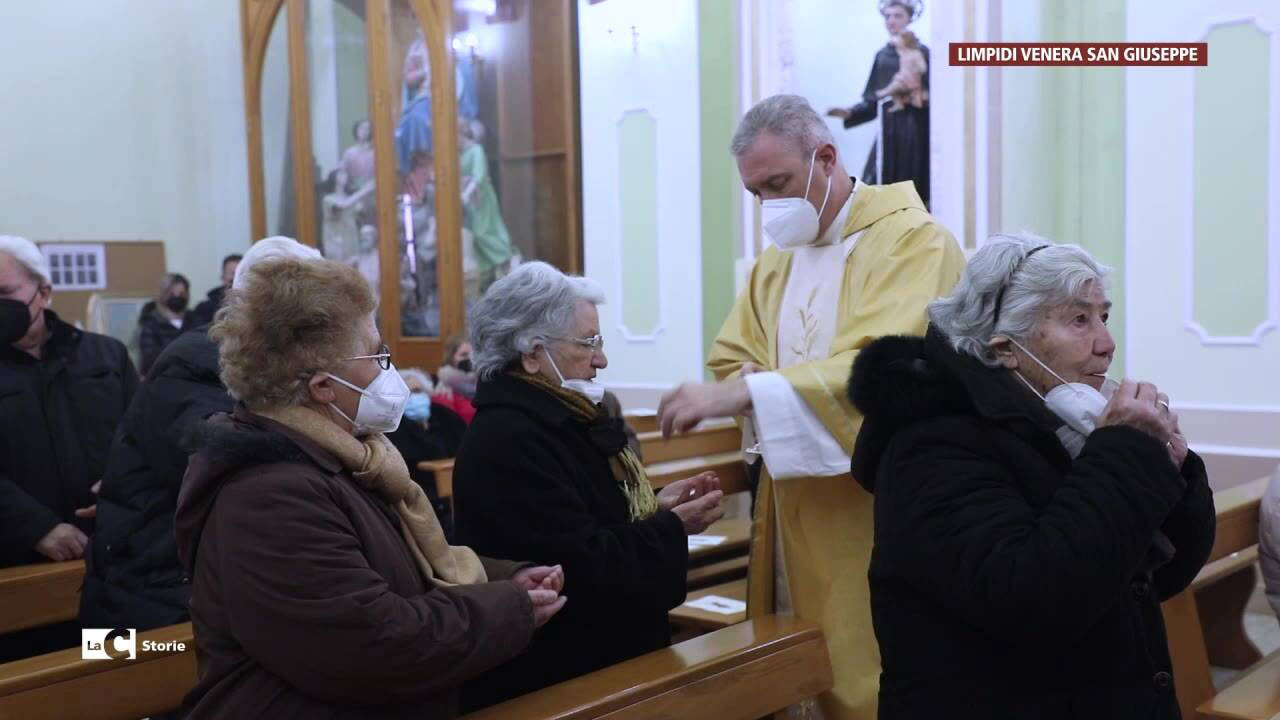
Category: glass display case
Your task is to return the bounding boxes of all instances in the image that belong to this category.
[240,0,581,368]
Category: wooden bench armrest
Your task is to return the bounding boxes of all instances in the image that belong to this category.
[417,458,457,499]
[0,623,196,720]
[1192,545,1259,590]
[462,616,831,720]
[1197,650,1280,719]
[0,560,85,635]
[416,458,456,473]
[1208,475,1269,564]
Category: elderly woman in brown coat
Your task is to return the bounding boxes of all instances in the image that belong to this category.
[175,254,565,719]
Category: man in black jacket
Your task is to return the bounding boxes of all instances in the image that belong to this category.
[187,253,241,329]
[0,235,138,659]
[0,237,138,566]
[80,327,230,630]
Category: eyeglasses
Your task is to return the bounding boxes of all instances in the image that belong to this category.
[562,334,605,351]
[348,344,392,370]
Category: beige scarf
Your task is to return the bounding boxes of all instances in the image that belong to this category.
[255,404,487,586]
[512,371,658,521]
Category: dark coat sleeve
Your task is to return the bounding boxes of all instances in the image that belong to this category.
[115,338,139,411]
[879,421,1189,644]
[210,469,534,705]
[138,318,163,376]
[845,47,897,128]
[480,556,530,582]
[921,44,930,91]
[455,425,688,614]
[0,469,61,556]
[1153,450,1216,600]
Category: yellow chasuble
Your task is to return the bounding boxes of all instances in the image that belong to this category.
[708,181,964,719]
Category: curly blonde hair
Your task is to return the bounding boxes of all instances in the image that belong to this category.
[211,257,375,407]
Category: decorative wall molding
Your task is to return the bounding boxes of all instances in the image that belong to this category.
[616,107,664,342]
[1182,15,1280,346]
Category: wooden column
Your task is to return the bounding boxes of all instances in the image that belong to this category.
[285,0,318,247]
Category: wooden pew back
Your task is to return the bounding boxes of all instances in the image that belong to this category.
[0,617,830,720]
[464,616,831,720]
[0,560,84,636]
[1161,474,1272,719]
[0,622,195,720]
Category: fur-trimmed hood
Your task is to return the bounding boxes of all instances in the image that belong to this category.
[847,326,1066,493]
[174,408,314,572]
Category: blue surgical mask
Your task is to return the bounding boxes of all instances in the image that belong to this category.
[404,392,432,422]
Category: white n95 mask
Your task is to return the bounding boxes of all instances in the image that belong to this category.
[761,148,833,249]
[327,364,411,436]
[543,348,606,405]
[1009,338,1117,452]
[1044,378,1118,437]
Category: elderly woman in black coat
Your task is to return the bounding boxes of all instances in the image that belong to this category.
[452,261,726,709]
[848,233,1214,719]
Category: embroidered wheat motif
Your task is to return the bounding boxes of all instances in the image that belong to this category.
[790,285,822,361]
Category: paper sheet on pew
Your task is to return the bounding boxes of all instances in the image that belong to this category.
[687,534,727,551]
[684,595,747,615]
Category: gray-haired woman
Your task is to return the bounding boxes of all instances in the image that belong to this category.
[452,261,725,709]
[846,233,1214,719]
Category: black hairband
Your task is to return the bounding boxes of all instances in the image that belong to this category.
[992,245,1049,327]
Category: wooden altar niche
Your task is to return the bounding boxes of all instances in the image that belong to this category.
[239,0,582,371]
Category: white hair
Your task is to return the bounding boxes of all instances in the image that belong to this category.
[469,261,606,380]
[730,94,835,158]
[232,236,323,290]
[0,235,51,286]
[928,232,1111,366]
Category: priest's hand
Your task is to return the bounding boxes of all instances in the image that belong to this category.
[656,471,721,512]
[826,107,850,119]
[513,565,564,593]
[657,380,752,439]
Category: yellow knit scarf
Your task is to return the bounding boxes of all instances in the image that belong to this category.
[512,371,658,521]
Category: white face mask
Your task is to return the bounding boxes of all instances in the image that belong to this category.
[327,364,411,436]
[1009,338,1117,437]
[543,347,605,405]
[761,148,833,249]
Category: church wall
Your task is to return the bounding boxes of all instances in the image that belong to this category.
[0,1,252,300]
[1123,0,1280,488]
[578,0,708,410]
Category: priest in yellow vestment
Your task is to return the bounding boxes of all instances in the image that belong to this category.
[658,94,965,719]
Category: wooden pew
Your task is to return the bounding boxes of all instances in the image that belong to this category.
[686,516,751,591]
[686,555,748,591]
[687,517,751,564]
[0,561,84,635]
[419,422,749,501]
[417,458,456,504]
[1159,473,1279,720]
[0,622,196,720]
[623,412,658,434]
[465,615,831,720]
[647,452,750,494]
[0,617,829,720]
[638,421,741,465]
[1198,650,1280,720]
[670,578,748,633]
